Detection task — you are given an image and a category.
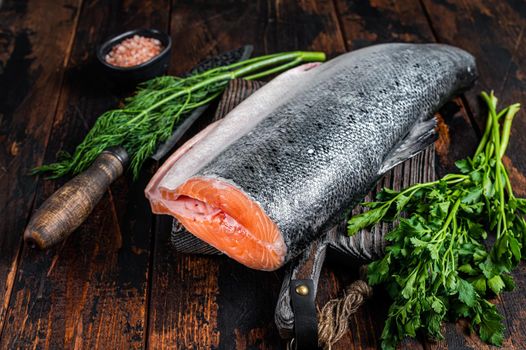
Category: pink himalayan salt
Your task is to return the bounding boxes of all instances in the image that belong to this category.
[105,35,163,68]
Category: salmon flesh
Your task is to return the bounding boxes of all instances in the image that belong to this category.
[146,43,477,271]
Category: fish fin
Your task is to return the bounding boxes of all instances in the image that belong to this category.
[170,221,223,255]
[378,117,437,175]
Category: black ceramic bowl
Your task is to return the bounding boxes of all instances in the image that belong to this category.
[96,28,172,84]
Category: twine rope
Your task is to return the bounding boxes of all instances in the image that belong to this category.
[317,268,373,350]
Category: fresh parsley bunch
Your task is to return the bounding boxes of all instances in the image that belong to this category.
[348,92,524,349]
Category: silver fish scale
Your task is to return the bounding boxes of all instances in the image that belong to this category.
[197,43,477,263]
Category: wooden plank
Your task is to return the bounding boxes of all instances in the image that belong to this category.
[167,0,346,70]
[0,1,170,349]
[147,1,347,349]
[0,0,82,340]
[420,1,526,348]
[333,0,433,48]
[420,1,525,130]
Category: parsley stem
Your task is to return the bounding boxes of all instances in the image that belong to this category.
[393,174,468,201]
[486,92,508,235]
[431,198,461,245]
[475,93,494,157]
[502,169,514,199]
[499,103,520,159]
[444,202,460,271]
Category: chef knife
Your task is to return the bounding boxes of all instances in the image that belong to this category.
[23,45,254,250]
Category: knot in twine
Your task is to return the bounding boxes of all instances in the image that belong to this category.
[317,276,373,350]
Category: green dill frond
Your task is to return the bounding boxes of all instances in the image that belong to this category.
[33,51,326,180]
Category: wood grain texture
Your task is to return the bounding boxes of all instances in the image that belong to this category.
[0,0,169,348]
[0,0,83,340]
[419,0,526,194]
[420,1,526,129]
[1,1,525,349]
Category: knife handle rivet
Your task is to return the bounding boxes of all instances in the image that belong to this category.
[295,284,309,296]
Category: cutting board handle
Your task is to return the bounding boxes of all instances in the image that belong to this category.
[24,147,128,249]
[275,238,328,340]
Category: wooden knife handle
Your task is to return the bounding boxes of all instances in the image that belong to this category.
[24,147,129,249]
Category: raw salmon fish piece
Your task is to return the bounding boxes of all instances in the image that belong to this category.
[147,43,477,271]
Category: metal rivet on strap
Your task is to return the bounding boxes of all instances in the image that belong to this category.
[295,284,309,296]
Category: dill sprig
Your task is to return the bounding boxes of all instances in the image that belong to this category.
[34,51,325,179]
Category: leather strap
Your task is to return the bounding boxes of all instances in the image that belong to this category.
[290,279,318,350]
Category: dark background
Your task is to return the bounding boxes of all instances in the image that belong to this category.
[1,0,525,349]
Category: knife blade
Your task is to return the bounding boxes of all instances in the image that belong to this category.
[152,45,253,160]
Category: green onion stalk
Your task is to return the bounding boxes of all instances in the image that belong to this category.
[34,51,326,179]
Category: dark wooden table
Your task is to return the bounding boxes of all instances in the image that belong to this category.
[1,1,525,349]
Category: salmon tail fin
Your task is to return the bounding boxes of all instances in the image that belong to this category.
[378,116,437,175]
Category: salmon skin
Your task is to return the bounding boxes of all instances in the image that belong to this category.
[146,43,477,271]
